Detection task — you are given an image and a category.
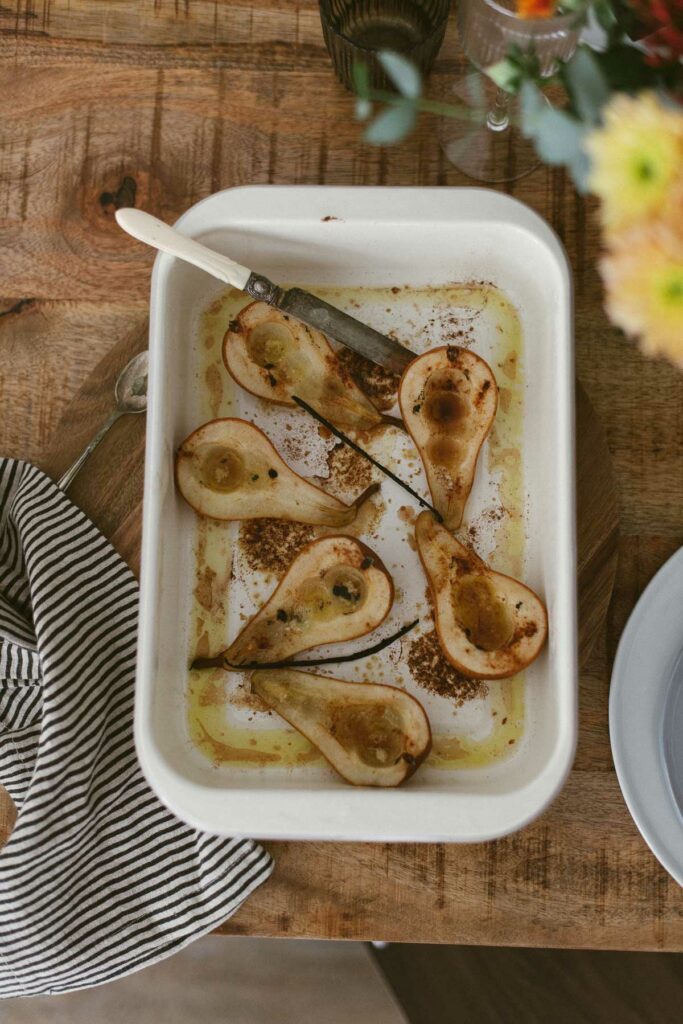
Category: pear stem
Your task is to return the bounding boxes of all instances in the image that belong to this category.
[191,618,419,672]
[292,396,443,522]
[353,480,381,509]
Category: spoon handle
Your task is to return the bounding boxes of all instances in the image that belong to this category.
[58,410,121,492]
[115,208,252,291]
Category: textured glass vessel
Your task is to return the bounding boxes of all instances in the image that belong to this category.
[459,0,578,71]
[320,0,451,89]
[440,0,581,182]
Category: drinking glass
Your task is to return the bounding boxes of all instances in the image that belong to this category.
[439,0,580,182]
[320,0,451,90]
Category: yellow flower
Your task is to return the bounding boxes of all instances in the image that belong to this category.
[602,225,683,366]
[586,93,683,235]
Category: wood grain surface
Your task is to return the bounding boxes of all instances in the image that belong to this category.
[1,0,682,950]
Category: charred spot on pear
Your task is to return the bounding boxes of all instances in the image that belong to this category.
[223,301,385,431]
[221,536,393,666]
[399,347,498,529]
[415,511,547,679]
[251,669,432,786]
[175,418,377,526]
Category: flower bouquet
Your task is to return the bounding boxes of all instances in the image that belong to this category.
[353,1,683,367]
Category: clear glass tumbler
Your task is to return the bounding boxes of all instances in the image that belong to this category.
[439,0,580,182]
[320,0,451,90]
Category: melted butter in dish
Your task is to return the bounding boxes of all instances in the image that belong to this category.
[187,282,526,774]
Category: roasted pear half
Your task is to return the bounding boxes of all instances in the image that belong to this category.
[223,301,385,431]
[225,536,393,665]
[176,418,376,525]
[416,511,548,679]
[251,669,432,786]
[399,346,498,529]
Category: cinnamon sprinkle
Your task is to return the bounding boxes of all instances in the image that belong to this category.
[239,519,314,575]
[406,630,486,706]
[326,441,373,494]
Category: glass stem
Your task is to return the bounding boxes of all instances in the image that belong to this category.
[486,88,510,132]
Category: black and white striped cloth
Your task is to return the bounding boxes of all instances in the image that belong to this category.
[0,460,273,998]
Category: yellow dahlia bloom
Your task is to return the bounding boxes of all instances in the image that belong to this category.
[602,225,683,366]
[586,93,683,235]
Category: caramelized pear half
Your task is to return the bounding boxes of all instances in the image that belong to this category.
[399,346,498,529]
[415,512,548,679]
[223,301,384,431]
[176,418,376,525]
[226,536,393,665]
[252,669,431,786]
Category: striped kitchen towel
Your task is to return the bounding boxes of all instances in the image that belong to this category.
[0,459,273,998]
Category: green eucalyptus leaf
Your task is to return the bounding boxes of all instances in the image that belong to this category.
[352,59,371,98]
[487,58,521,93]
[377,50,422,99]
[593,0,618,34]
[520,81,545,135]
[563,47,610,124]
[355,97,373,120]
[363,102,417,145]
[568,149,591,192]
[525,103,591,190]
[519,83,592,191]
[533,109,584,161]
[557,0,588,12]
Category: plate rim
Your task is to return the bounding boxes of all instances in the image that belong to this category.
[609,545,683,886]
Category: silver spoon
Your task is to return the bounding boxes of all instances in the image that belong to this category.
[58,351,148,491]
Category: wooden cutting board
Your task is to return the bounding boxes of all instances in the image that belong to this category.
[39,325,619,666]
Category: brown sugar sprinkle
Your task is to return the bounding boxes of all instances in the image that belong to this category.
[406,630,486,706]
[198,678,227,708]
[440,317,475,347]
[194,566,217,613]
[281,431,307,463]
[397,505,416,524]
[326,441,373,493]
[336,347,401,412]
[239,519,314,575]
[422,311,476,348]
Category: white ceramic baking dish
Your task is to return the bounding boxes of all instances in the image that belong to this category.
[135,186,577,842]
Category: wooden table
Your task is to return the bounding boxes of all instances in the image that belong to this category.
[2,1,683,951]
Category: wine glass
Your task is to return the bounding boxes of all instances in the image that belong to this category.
[439,0,580,182]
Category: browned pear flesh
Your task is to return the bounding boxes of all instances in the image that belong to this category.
[399,346,498,529]
[175,418,376,525]
[251,669,432,786]
[223,301,385,431]
[415,511,548,679]
[224,536,393,665]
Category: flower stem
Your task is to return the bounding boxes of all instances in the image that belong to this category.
[361,87,483,122]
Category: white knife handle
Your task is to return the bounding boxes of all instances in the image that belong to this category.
[114,208,252,291]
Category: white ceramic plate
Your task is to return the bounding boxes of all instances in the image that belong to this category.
[610,547,683,885]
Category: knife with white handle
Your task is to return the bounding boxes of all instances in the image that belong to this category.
[115,208,415,374]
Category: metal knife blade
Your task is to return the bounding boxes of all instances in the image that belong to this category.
[244,272,415,375]
[113,210,415,374]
